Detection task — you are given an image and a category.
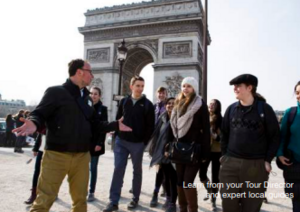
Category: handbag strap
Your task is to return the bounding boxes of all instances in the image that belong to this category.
[175,113,179,142]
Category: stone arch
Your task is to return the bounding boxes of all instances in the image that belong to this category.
[79,0,211,120]
[113,43,157,95]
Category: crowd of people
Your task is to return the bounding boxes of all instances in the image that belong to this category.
[10,58,300,212]
[2,109,32,152]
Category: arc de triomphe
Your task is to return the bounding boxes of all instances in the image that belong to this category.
[78,0,210,121]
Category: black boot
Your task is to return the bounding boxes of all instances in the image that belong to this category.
[201,179,212,201]
[162,196,171,209]
[211,187,218,210]
[24,187,37,205]
[150,192,158,207]
[166,202,177,212]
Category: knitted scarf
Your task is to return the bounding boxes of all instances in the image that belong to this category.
[170,95,202,139]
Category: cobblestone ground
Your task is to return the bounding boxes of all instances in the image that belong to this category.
[0,147,293,212]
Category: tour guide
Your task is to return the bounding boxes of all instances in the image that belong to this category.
[13,59,132,212]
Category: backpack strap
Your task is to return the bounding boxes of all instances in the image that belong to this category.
[229,102,239,121]
[288,107,297,126]
[229,100,265,124]
[122,97,129,115]
[257,100,265,122]
[282,106,298,156]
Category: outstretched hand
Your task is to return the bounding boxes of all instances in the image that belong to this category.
[118,117,132,132]
[12,117,37,136]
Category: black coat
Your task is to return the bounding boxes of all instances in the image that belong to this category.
[175,100,211,161]
[90,101,108,156]
[149,111,174,167]
[14,114,24,128]
[6,119,15,132]
[29,79,118,152]
[116,95,155,145]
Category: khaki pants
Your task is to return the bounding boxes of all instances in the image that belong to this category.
[219,156,269,212]
[30,150,90,212]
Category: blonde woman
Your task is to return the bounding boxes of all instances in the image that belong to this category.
[170,77,210,212]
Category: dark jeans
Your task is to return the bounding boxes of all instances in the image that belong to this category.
[109,137,145,205]
[199,152,221,183]
[161,163,177,203]
[15,135,25,150]
[89,156,100,193]
[285,182,300,212]
[32,151,43,188]
[176,163,199,187]
[5,132,14,147]
[219,156,269,212]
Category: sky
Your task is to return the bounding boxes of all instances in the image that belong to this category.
[0,0,299,111]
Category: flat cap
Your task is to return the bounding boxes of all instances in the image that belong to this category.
[229,74,258,87]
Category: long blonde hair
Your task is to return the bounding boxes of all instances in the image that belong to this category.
[174,92,196,117]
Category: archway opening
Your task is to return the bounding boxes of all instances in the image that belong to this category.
[121,47,154,99]
[140,63,154,102]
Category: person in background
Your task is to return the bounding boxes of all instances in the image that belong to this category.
[13,109,25,153]
[25,110,31,118]
[154,86,168,123]
[199,99,223,210]
[149,97,177,212]
[277,81,300,212]
[24,131,45,205]
[5,114,15,147]
[150,86,168,207]
[87,86,108,202]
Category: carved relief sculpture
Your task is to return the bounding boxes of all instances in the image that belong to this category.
[163,41,192,58]
[164,73,184,97]
[87,48,110,63]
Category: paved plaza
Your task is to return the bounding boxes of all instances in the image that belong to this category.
[0,147,293,212]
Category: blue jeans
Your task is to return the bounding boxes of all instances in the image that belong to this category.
[32,151,43,188]
[109,137,145,205]
[89,156,100,194]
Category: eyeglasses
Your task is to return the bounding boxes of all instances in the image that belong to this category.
[80,68,93,75]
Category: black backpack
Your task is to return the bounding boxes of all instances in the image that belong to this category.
[276,107,297,169]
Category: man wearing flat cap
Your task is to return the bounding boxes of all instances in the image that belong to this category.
[229,74,258,87]
[219,74,280,212]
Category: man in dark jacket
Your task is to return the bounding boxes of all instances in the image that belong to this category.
[103,76,155,211]
[13,59,131,212]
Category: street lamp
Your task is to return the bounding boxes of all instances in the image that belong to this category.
[117,39,128,97]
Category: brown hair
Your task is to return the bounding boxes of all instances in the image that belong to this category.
[91,86,102,96]
[294,81,300,92]
[156,87,167,93]
[245,83,266,102]
[68,59,85,77]
[174,92,196,117]
[130,75,144,86]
